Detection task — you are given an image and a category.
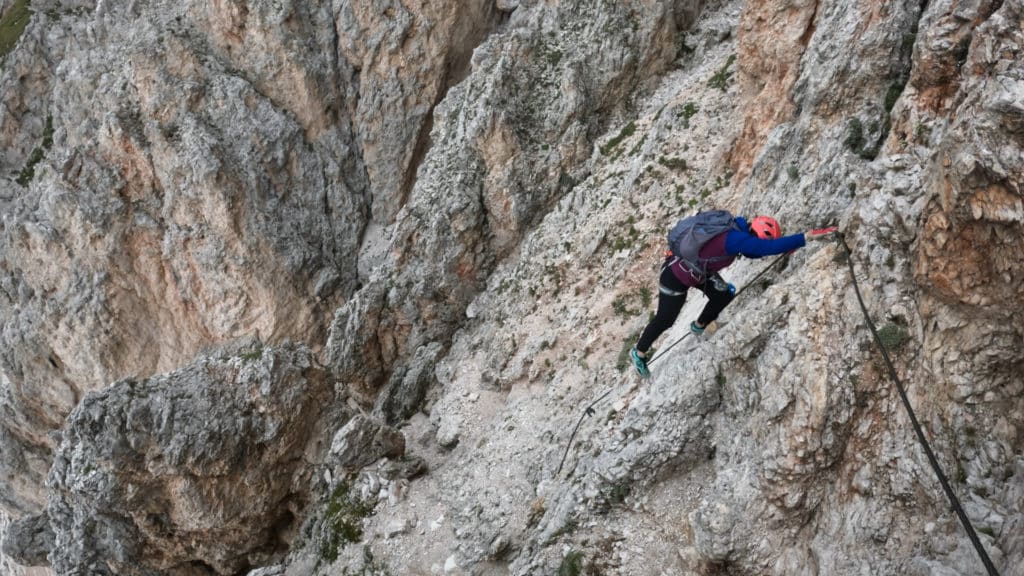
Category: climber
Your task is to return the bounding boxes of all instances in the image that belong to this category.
[629,213,837,378]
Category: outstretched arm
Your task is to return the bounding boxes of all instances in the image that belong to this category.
[725,230,806,258]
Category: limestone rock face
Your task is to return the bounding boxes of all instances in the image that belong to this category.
[912,2,1024,571]
[0,509,51,576]
[1,0,361,517]
[330,0,1019,573]
[0,0,1022,574]
[45,343,336,576]
[731,0,816,180]
[916,1,1024,315]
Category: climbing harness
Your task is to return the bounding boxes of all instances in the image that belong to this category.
[837,233,1000,576]
[554,252,788,476]
[647,253,784,365]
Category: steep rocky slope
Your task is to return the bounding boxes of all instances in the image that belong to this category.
[0,0,1021,575]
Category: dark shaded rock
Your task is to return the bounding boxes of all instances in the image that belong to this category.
[2,512,53,567]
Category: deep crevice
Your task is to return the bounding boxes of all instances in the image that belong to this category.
[182,560,218,576]
[266,507,298,555]
[798,0,819,48]
[982,0,1005,21]
[395,1,505,214]
[396,97,435,214]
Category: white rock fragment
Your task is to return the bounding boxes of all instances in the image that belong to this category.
[436,417,461,448]
[384,516,415,538]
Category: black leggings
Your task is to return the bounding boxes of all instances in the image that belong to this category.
[635,264,735,353]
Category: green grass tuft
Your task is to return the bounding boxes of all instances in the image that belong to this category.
[616,329,642,372]
[639,286,652,308]
[658,155,688,171]
[558,551,584,576]
[677,101,699,128]
[16,115,53,187]
[240,349,263,361]
[707,54,736,92]
[550,517,578,542]
[611,295,634,318]
[320,481,376,563]
[600,121,636,156]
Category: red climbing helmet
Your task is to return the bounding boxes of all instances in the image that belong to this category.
[750,215,782,239]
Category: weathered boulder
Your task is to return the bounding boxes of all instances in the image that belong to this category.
[374,341,444,424]
[328,414,405,474]
[44,343,337,575]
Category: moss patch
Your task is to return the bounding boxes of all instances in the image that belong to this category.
[0,0,31,59]
[844,118,865,154]
[876,323,911,351]
[600,121,636,156]
[884,81,906,113]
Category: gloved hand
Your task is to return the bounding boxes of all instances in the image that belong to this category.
[805,226,838,241]
[709,273,735,294]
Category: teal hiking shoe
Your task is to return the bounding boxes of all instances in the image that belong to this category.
[690,321,705,335]
[629,347,650,378]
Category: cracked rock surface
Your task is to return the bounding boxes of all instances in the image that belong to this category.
[0,0,1021,574]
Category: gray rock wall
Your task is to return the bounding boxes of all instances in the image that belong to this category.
[0,0,1020,574]
[323,0,681,399]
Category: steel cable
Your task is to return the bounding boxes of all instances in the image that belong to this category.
[837,233,999,576]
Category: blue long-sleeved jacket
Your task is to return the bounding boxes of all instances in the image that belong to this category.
[724,216,805,258]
